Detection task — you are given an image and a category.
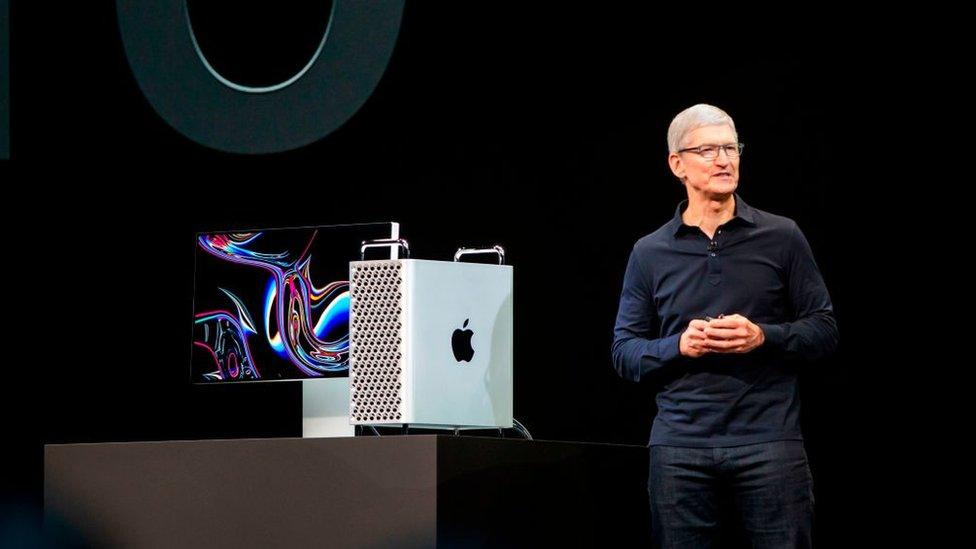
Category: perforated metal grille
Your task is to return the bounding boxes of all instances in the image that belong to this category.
[349,261,404,423]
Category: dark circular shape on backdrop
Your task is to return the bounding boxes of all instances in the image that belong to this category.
[117,0,403,154]
[185,0,335,90]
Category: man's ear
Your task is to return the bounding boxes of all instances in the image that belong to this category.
[668,153,685,182]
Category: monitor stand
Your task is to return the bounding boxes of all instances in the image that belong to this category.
[302,378,354,438]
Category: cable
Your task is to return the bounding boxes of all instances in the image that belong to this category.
[512,418,533,440]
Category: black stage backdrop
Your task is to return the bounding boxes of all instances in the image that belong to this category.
[3,1,927,545]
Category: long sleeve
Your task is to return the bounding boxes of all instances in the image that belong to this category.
[757,222,839,361]
[611,247,681,382]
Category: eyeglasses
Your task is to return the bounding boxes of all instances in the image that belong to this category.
[677,143,745,160]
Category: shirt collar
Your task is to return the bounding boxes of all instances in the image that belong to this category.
[670,193,757,237]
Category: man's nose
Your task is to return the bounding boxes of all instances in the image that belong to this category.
[714,148,731,165]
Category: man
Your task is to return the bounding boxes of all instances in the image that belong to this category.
[611,104,838,547]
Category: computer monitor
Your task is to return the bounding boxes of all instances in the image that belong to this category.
[191,222,399,384]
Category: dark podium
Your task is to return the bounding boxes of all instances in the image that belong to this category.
[45,435,650,547]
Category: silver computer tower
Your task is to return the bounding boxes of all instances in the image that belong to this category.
[349,255,513,429]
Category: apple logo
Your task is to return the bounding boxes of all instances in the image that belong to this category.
[452,319,475,362]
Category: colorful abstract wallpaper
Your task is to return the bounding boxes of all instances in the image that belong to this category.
[191,223,395,382]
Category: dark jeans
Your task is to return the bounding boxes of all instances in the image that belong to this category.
[648,441,814,548]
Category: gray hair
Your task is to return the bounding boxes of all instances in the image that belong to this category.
[667,104,737,152]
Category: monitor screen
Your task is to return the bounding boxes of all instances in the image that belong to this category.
[191,222,398,382]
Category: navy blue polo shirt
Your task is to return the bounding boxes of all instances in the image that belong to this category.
[611,194,838,447]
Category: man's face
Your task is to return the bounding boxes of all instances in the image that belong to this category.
[668,124,740,197]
